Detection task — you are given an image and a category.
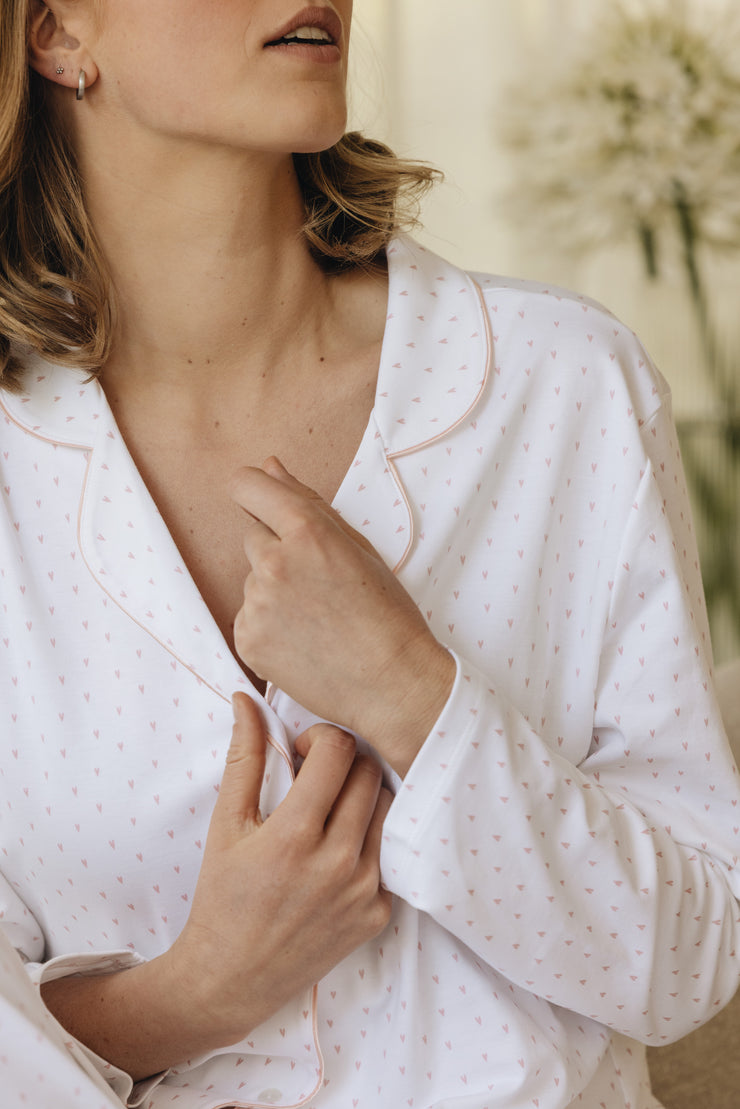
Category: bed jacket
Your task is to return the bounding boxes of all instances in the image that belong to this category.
[1,237,739,1109]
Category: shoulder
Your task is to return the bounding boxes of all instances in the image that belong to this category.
[469,267,671,431]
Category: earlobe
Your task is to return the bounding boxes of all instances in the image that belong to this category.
[27,1,99,96]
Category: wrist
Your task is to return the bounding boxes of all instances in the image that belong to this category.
[366,638,456,778]
[163,927,256,1050]
[39,951,227,1081]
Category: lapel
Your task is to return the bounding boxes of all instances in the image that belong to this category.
[371,236,492,458]
[1,354,251,706]
[80,406,251,700]
[1,238,491,687]
[332,236,493,571]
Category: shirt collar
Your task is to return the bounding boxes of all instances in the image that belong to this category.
[0,237,492,704]
[1,354,106,448]
[1,236,491,455]
[373,236,492,458]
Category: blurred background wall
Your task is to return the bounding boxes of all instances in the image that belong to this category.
[350,0,740,662]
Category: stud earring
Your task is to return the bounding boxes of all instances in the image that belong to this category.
[56,65,65,75]
[76,69,86,101]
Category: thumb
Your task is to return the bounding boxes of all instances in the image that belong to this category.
[211,693,266,842]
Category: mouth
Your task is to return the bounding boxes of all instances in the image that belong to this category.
[265,6,343,51]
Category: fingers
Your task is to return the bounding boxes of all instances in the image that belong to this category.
[229,464,320,539]
[258,457,381,557]
[209,694,266,844]
[294,726,389,853]
[294,724,321,762]
[230,458,377,554]
[261,455,314,494]
[229,464,319,578]
[280,725,359,829]
[323,752,383,846]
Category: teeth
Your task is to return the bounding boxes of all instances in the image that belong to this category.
[283,26,332,42]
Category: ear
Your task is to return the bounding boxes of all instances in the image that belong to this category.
[27,1,99,95]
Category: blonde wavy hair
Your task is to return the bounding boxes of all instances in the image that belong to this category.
[0,0,439,393]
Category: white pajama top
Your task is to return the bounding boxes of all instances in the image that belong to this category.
[1,237,739,1109]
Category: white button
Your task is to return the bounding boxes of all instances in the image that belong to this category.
[257,1090,283,1105]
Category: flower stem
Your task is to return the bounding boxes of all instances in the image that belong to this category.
[672,179,740,658]
[673,180,732,402]
[638,222,659,279]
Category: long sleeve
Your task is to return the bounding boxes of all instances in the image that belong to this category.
[3,235,738,1108]
[0,925,127,1109]
[381,397,740,1044]
[0,870,166,1105]
[0,786,322,1109]
[0,372,323,1109]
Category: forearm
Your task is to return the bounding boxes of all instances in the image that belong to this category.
[370,635,456,778]
[40,948,237,1083]
[39,704,394,1084]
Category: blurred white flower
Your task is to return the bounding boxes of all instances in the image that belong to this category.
[500,1,740,662]
[500,0,740,275]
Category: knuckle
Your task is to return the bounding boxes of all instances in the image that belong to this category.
[367,892,393,936]
[233,595,258,634]
[315,725,356,759]
[291,501,323,531]
[331,842,358,881]
[260,545,287,583]
[232,606,247,639]
[354,753,382,782]
[287,811,317,847]
[377,786,394,816]
[233,625,260,665]
[354,857,382,900]
[294,513,331,555]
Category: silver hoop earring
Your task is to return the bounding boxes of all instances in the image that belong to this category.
[76,69,86,101]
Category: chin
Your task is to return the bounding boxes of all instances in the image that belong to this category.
[277,97,348,155]
[290,130,346,155]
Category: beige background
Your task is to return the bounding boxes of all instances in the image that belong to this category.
[350,0,739,420]
[349,0,740,661]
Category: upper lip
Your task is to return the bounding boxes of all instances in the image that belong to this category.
[265,5,343,47]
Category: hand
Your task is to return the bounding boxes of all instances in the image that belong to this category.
[167,694,393,1045]
[229,457,455,776]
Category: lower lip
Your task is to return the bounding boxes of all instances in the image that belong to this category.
[264,41,342,65]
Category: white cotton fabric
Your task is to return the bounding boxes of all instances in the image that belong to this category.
[0,926,124,1109]
[1,237,739,1109]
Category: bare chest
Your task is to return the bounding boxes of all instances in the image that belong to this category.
[112,375,376,689]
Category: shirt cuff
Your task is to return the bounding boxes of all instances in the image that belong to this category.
[29,950,168,1108]
[380,647,490,891]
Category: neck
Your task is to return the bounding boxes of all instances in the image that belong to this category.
[79,134,344,397]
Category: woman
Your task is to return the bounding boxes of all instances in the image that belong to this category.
[1,1,739,1107]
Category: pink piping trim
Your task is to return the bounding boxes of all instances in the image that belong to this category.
[0,395,91,451]
[387,279,493,461]
[386,278,494,574]
[194,988,323,1108]
[387,454,416,576]
[74,447,294,774]
[73,445,326,1095]
[4,393,323,1100]
[2,392,294,769]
